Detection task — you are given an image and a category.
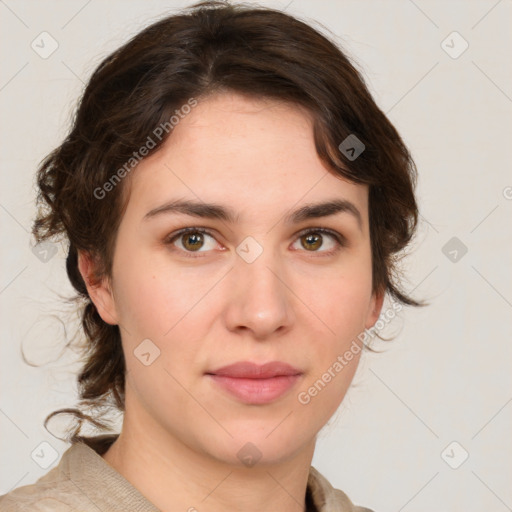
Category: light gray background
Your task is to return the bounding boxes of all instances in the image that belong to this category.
[1,1,511,511]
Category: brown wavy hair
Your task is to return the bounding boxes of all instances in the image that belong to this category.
[32,0,425,442]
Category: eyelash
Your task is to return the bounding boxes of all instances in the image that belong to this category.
[164,227,347,259]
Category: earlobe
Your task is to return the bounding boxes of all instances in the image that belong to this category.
[365,289,385,330]
[77,251,118,326]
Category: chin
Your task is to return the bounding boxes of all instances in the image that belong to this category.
[195,419,314,468]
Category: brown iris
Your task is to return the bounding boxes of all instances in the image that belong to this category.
[301,232,322,251]
[182,232,205,251]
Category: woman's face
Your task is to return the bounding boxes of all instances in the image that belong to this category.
[87,92,383,466]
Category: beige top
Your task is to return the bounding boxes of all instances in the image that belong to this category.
[0,435,374,512]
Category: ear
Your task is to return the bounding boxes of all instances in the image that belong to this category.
[77,250,118,325]
[364,288,385,330]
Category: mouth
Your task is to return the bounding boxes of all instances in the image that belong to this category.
[205,361,303,405]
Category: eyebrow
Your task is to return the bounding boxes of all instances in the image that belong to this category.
[143,198,363,231]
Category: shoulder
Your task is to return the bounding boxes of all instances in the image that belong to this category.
[0,495,77,512]
[309,466,376,512]
[0,439,114,512]
[0,465,81,511]
[0,435,158,512]
[331,488,376,512]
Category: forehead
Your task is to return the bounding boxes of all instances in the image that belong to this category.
[125,92,369,227]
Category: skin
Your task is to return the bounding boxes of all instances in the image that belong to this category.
[79,92,384,512]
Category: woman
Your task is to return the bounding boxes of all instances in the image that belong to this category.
[0,1,423,510]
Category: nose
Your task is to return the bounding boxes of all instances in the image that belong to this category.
[223,243,294,340]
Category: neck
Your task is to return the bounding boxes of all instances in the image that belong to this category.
[102,408,316,512]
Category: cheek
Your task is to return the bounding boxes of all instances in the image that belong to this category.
[305,262,374,342]
[297,271,370,418]
[110,249,226,377]
[289,258,372,411]
[110,245,185,339]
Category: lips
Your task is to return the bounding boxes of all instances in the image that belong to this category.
[207,361,302,379]
[206,361,303,405]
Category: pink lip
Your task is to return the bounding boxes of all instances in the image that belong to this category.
[206,361,302,405]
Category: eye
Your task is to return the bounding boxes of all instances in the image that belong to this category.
[291,228,346,256]
[164,227,346,258]
[165,228,219,256]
